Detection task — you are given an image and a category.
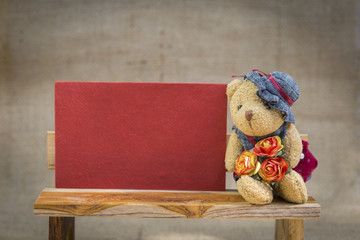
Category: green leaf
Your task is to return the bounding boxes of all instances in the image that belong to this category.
[275,149,284,157]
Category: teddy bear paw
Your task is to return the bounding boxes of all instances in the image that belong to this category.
[275,170,308,204]
[237,176,273,205]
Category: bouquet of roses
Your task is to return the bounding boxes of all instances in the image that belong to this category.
[234,136,289,184]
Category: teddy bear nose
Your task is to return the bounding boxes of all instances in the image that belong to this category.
[245,110,253,121]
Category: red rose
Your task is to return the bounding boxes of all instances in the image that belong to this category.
[258,158,288,183]
[253,136,283,157]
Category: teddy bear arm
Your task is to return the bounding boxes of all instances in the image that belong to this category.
[225,130,243,172]
[283,123,303,169]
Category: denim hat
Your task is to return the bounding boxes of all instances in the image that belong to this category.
[244,70,299,123]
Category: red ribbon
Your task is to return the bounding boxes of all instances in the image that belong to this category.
[252,69,267,77]
[252,69,294,106]
[246,135,257,146]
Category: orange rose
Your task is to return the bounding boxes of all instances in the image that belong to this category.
[235,151,260,176]
[258,158,288,183]
[253,136,283,157]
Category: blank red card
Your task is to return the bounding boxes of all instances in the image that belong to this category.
[55,82,227,191]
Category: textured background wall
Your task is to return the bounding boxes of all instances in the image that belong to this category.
[0,0,359,239]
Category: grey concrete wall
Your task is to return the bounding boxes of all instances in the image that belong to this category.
[0,0,359,239]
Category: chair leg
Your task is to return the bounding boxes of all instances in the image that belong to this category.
[275,219,304,240]
[49,217,75,240]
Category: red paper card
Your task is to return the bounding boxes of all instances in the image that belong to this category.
[55,82,227,191]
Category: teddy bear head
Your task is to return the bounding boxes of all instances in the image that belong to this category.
[227,71,299,137]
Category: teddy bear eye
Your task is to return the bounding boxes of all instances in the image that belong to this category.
[238,105,242,110]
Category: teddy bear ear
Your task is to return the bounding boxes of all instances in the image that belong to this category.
[226,79,244,100]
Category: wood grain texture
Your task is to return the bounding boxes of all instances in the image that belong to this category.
[49,217,74,240]
[47,131,55,170]
[34,188,320,219]
[47,131,308,170]
[275,219,304,240]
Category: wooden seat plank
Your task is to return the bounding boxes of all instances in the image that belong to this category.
[34,188,320,219]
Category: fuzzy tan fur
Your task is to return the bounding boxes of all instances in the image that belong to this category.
[225,131,243,172]
[274,170,308,203]
[225,79,307,205]
[237,176,273,205]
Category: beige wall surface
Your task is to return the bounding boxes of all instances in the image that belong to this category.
[0,0,359,239]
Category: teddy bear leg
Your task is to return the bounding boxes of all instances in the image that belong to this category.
[237,175,273,205]
[275,170,308,204]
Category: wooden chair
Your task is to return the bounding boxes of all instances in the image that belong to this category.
[34,131,320,240]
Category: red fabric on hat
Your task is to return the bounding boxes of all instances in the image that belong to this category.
[266,74,294,106]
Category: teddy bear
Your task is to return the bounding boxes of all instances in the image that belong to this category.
[225,69,308,205]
